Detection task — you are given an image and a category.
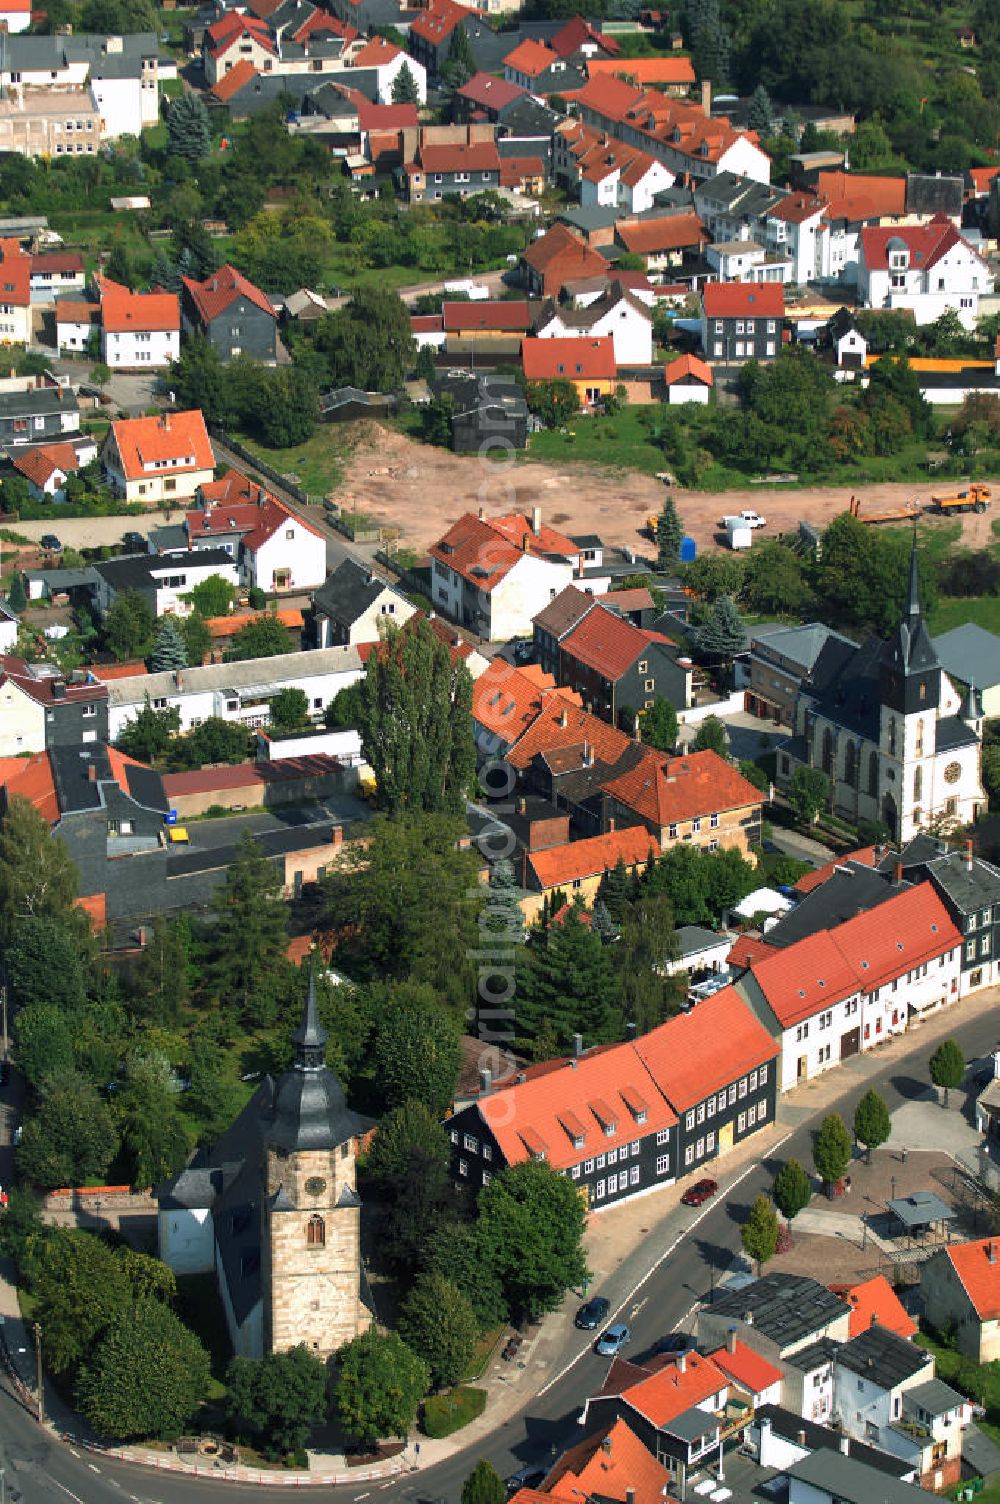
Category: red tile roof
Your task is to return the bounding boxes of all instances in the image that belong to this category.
[210,59,258,101]
[0,656,105,708]
[0,239,30,307]
[861,219,987,274]
[98,277,180,333]
[664,353,712,387]
[161,754,341,798]
[613,1351,727,1428]
[416,141,501,174]
[206,11,275,57]
[634,986,778,1112]
[30,252,84,275]
[11,440,86,488]
[586,55,694,86]
[500,157,546,188]
[726,933,774,970]
[794,846,879,894]
[770,190,826,225]
[55,299,99,324]
[182,263,275,325]
[942,1237,1000,1321]
[748,928,864,1029]
[351,33,400,66]
[560,602,658,679]
[522,224,608,293]
[442,299,532,332]
[543,1418,669,1504]
[410,313,443,334]
[408,0,470,46]
[478,1033,678,1171]
[457,71,525,111]
[603,749,763,829]
[616,213,705,256]
[969,166,1000,196]
[76,891,107,929]
[551,16,619,58]
[90,660,148,680]
[707,1338,784,1396]
[572,72,644,122]
[702,282,784,319]
[832,1275,918,1340]
[472,658,580,745]
[817,171,906,223]
[0,752,58,823]
[358,100,419,130]
[187,469,323,551]
[109,410,213,482]
[510,695,631,771]
[504,37,558,78]
[527,826,660,891]
[825,881,961,993]
[430,509,579,592]
[522,335,616,382]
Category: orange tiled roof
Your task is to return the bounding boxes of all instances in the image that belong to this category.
[55,299,99,324]
[634,985,778,1112]
[522,335,616,382]
[0,753,58,823]
[861,219,987,274]
[586,55,694,87]
[603,748,763,828]
[472,658,580,745]
[560,601,662,680]
[616,213,704,256]
[0,238,31,306]
[794,846,879,894]
[707,1338,784,1396]
[504,37,558,77]
[748,927,865,1029]
[75,891,108,930]
[551,15,618,58]
[703,282,784,319]
[527,826,660,891]
[832,1275,918,1340]
[817,171,906,223]
[210,59,258,101]
[522,224,608,290]
[11,441,85,488]
[430,510,578,593]
[943,1237,1000,1321]
[726,933,774,970]
[182,263,275,325]
[664,353,712,387]
[203,609,303,638]
[97,277,180,333]
[506,693,631,772]
[351,33,400,66]
[543,1418,671,1504]
[109,410,213,482]
[615,1350,727,1428]
[90,660,148,680]
[408,0,471,46]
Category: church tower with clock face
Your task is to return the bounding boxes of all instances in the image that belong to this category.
[260,970,372,1357]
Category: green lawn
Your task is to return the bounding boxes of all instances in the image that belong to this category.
[526,407,668,474]
[421,1386,487,1438]
[229,427,354,500]
[929,596,1000,635]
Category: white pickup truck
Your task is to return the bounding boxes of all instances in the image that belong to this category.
[717,508,767,530]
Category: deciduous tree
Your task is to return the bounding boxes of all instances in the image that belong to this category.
[929,1038,965,1107]
[772,1158,811,1222]
[853,1088,891,1163]
[105,590,154,662]
[268,686,309,734]
[333,1330,429,1446]
[16,1071,117,1190]
[741,1194,779,1274]
[477,1160,587,1320]
[790,766,828,825]
[639,697,678,752]
[184,573,237,618]
[78,1299,210,1441]
[462,1461,505,1504]
[208,832,288,1024]
[225,1346,328,1457]
[224,615,291,663]
[366,1099,451,1186]
[116,696,181,763]
[373,981,461,1116]
[398,1273,478,1390]
[813,1113,852,1196]
[692,715,729,758]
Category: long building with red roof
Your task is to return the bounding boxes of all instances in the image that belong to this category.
[447,984,777,1212]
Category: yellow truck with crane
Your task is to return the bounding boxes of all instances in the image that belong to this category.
[928,483,991,514]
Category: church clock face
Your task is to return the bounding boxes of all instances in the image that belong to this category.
[944,762,961,785]
[305,1177,327,1197]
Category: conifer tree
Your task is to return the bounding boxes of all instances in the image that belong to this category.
[166,92,211,164]
[149,616,188,673]
[7,571,26,614]
[695,594,748,659]
[391,61,420,105]
[656,494,683,569]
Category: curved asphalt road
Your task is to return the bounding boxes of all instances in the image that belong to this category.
[3,1006,999,1504]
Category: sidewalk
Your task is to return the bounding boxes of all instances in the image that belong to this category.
[3,982,998,1487]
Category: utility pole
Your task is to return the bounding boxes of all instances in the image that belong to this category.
[1,983,7,1062]
[33,1323,43,1426]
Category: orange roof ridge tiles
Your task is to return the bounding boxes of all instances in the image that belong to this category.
[941,1236,1000,1320]
[109,410,213,482]
[664,353,712,387]
[707,1338,784,1395]
[182,263,275,325]
[527,826,660,890]
[831,1274,918,1340]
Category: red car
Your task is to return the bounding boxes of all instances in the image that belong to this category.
[681,1177,719,1207]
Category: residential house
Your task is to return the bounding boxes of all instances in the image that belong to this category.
[311,557,417,647]
[0,603,17,654]
[539,1417,673,1504]
[548,16,620,64]
[446,984,777,1215]
[520,223,609,296]
[858,218,993,329]
[407,1,508,83]
[700,282,784,362]
[747,622,856,725]
[11,436,98,503]
[775,540,985,843]
[785,1451,930,1504]
[503,38,584,96]
[571,74,771,186]
[521,824,659,917]
[581,1349,732,1489]
[707,1334,784,1412]
[933,623,1000,718]
[433,371,530,454]
[181,264,279,364]
[832,1275,918,1341]
[885,835,1000,994]
[185,469,327,592]
[601,748,765,855]
[499,155,547,194]
[455,73,526,123]
[54,297,100,355]
[923,1236,1000,1363]
[0,0,30,35]
[737,882,963,1092]
[698,1273,851,1363]
[103,410,215,507]
[429,507,584,639]
[664,354,712,403]
[538,586,691,724]
[521,335,616,406]
[751,1407,918,1481]
[202,13,277,86]
[0,383,80,448]
[97,277,181,370]
[106,643,364,739]
[0,657,108,755]
[532,282,652,365]
[0,32,165,140]
[614,212,706,277]
[348,33,427,103]
[585,55,695,94]
[404,140,501,202]
[441,299,535,359]
[29,251,84,305]
[93,548,240,621]
[0,86,103,160]
[0,238,32,344]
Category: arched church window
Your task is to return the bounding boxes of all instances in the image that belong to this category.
[888,717,897,756]
[822,729,834,776]
[868,751,879,798]
[844,742,856,788]
[307,1214,325,1247]
[914,765,922,804]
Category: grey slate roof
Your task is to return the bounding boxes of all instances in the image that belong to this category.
[786,1449,928,1504]
[905,1377,966,1417]
[751,622,853,675]
[963,1423,1000,1478]
[312,557,402,626]
[107,643,363,707]
[94,547,235,596]
[782,1337,838,1373]
[50,742,168,817]
[763,865,905,948]
[888,1190,955,1231]
[936,715,980,752]
[835,1324,932,1389]
[753,1405,914,1478]
[675,925,728,959]
[932,622,1000,691]
[0,387,79,420]
[709,1274,846,1349]
[924,849,1000,915]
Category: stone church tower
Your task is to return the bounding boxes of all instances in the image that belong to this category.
[260,971,372,1356]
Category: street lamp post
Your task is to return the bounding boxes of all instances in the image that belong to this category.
[33,1322,43,1426]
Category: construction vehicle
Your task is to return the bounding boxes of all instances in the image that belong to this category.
[848,495,921,525]
[929,483,992,514]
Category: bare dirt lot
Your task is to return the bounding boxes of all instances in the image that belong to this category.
[338,424,997,556]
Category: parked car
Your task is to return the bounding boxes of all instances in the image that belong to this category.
[506,1466,546,1496]
[39,534,62,553]
[717,508,766,529]
[121,530,146,553]
[680,1177,719,1207]
[595,1323,631,1356]
[575,1296,611,1330]
[656,1331,698,1355]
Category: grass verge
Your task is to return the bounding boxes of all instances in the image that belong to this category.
[421,1385,487,1438]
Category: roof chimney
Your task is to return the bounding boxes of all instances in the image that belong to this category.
[87,764,97,782]
[893,860,903,884]
[744,1310,754,1327]
[967,838,975,872]
[573,1031,583,1057]
[727,1327,737,1355]
[797,1430,806,1447]
[608,815,615,832]
[602,1436,612,1456]
[625,1489,634,1504]
[479,1067,491,1095]
[676,1351,687,1373]
[559,708,568,728]
[701,78,711,115]
[870,1312,878,1328]
[518,796,527,814]
[175,669,183,690]
[161,412,170,431]
[478,506,485,520]
[840,1435,850,1456]
[531,504,542,534]
[988,1241,996,1264]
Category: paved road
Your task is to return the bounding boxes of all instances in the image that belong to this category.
[1,1003,997,1504]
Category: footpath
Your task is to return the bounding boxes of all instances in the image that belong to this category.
[1,982,998,1487]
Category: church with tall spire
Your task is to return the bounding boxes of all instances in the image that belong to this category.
[776,535,985,843]
[157,968,373,1357]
